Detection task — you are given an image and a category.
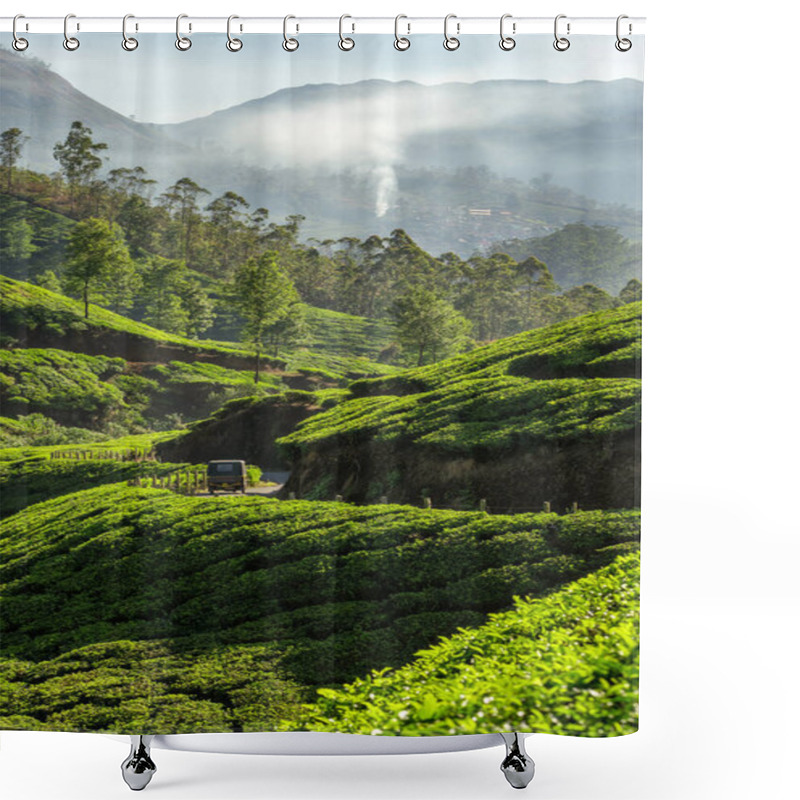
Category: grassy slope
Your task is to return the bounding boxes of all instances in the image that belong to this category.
[0,431,176,462]
[1,275,251,357]
[0,483,639,689]
[0,347,286,435]
[1,277,398,382]
[293,552,639,737]
[0,456,191,516]
[279,304,641,478]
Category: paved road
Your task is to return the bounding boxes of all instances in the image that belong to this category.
[195,484,284,497]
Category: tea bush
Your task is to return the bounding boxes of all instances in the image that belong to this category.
[279,304,641,465]
[1,485,639,690]
[290,552,639,737]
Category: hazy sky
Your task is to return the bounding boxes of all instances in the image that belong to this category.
[26,33,644,124]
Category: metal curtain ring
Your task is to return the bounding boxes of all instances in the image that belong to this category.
[615,15,632,51]
[63,13,80,51]
[227,15,243,51]
[122,14,138,51]
[283,15,299,51]
[394,14,410,51]
[338,14,355,50]
[499,14,515,51]
[553,14,570,51]
[176,14,192,50]
[443,14,460,51]
[12,15,29,51]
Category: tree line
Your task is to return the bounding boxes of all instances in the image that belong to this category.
[1,122,642,371]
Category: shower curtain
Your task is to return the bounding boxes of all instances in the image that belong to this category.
[0,22,643,741]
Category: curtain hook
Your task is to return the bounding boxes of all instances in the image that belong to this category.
[443,14,460,51]
[122,14,138,51]
[12,15,29,51]
[283,15,299,51]
[394,14,410,51]
[175,13,192,50]
[338,14,355,51]
[226,14,243,51]
[63,13,80,51]
[553,14,570,51]
[615,15,632,51]
[499,14,516,51]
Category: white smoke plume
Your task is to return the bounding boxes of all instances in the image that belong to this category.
[372,165,398,218]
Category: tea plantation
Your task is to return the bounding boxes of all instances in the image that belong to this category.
[0,482,639,732]
[293,552,639,738]
[279,304,641,509]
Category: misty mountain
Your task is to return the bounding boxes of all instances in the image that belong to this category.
[1,48,641,255]
[164,77,643,209]
[0,48,183,176]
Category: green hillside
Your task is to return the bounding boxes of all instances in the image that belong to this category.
[279,303,641,510]
[293,552,639,737]
[0,481,639,732]
[0,276,249,355]
[0,456,188,517]
[1,277,401,444]
[0,347,284,435]
[1,277,398,381]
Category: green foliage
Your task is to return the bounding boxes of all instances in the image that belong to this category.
[0,640,304,733]
[0,276,253,357]
[281,304,641,460]
[0,348,128,419]
[0,347,281,436]
[1,128,29,192]
[0,195,73,280]
[491,223,641,294]
[391,287,472,366]
[0,414,107,448]
[0,485,639,695]
[63,217,136,318]
[230,251,301,382]
[0,457,191,516]
[291,553,638,737]
[0,431,177,463]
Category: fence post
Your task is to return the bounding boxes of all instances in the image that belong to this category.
[543,501,551,513]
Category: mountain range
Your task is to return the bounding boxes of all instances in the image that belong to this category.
[1,47,642,253]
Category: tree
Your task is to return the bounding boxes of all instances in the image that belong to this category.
[206,191,250,276]
[619,278,642,304]
[179,282,216,339]
[1,127,29,192]
[391,287,471,366]
[140,256,190,333]
[262,301,308,357]
[52,121,108,213]
[107,166,156,221]
[514,256,559,331]
[63,218,133,318]
[230,252,299,383]
[159,177,209,264]
[459,253,518,341]
[1,218,36,265]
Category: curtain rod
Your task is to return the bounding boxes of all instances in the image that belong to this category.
[1,16,645,36]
